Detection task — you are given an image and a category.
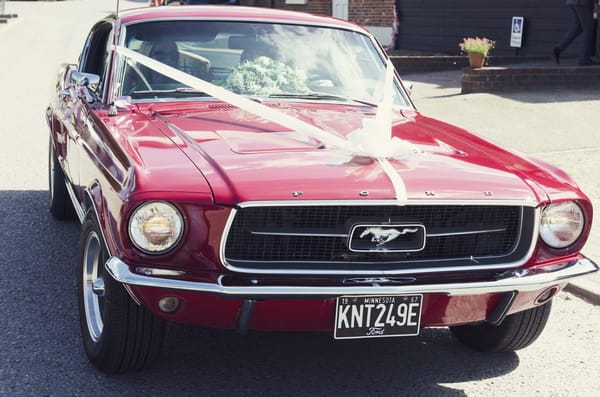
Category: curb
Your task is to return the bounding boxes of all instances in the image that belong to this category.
[564,281,600,306]
[461,65,600,94]
[388,55,550,74]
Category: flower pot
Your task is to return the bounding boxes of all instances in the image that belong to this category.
[468,53,486,68]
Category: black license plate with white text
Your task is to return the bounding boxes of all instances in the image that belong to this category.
[334,295,422,339]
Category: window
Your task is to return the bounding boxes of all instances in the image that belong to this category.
[119,20,410,107]
[79,21,114,99]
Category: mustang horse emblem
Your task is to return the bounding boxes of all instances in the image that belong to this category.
[359,227,419,247]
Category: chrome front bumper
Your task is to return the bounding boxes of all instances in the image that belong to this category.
[105,256,599,298]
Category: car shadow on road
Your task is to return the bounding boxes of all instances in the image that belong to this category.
[136,324,520,396]
[0,190,519,396]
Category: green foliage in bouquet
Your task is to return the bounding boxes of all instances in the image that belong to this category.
[225,56,308,96]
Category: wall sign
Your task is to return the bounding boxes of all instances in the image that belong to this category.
[510,17,524,48]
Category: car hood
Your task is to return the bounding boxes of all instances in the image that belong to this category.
[143,102,566,205]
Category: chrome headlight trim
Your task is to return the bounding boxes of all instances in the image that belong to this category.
[539,201,584,249]
[128,201,184,255]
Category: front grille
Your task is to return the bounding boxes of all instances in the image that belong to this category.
[223,205,535,272]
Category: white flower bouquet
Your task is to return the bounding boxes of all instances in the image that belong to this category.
[225,56,308,96]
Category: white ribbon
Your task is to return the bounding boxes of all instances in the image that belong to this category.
[116,46,351,149]
[114,45,415,199]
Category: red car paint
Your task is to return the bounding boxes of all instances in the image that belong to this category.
[47,6,597,366]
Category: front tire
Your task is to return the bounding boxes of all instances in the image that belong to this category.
[77,214,165,373]
[450,301,552,352]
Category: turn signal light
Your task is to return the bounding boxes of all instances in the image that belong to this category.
[158,297,180,313]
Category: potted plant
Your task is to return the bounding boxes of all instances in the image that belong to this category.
[459,37,495,68]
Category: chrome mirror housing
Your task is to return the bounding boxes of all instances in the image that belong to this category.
[71,72,100,103]
[71,72,100,92]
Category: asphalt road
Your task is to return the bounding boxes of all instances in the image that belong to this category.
[1,1,599,396]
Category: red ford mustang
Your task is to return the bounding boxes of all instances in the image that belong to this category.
[46,5,598,373]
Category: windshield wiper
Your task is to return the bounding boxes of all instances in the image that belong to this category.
[132,88,210,97]
[267,92,377,107]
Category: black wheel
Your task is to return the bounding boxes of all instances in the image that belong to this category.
[450,301,552,352]
[77,213,165,373]
[49,140,75,220]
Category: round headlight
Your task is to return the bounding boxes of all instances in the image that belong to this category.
[128,201,184,254]
[539,201,584,249]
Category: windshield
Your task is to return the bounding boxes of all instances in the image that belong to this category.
[119,20,410,107]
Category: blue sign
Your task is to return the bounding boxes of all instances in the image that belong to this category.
[510,17,524,48]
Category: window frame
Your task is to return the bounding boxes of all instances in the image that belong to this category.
[78,20,116,103]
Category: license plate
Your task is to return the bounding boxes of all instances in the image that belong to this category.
[334,295,422,339]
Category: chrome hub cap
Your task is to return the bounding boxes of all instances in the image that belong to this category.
[82,231,105,342]
[92,278,105,296]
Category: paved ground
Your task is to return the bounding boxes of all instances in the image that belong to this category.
[403,65,600,305]
[0,2,599,396]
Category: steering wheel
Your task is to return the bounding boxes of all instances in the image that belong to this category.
[125,59,153,92]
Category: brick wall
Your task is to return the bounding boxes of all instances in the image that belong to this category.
[240,0,395,27]
[461,66,600,93]
[348,0,394,27]
[390,55,549,74]
[240,0,331,16]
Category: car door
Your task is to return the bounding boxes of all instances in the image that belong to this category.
[65,20,114,204]
[53,62,80,190]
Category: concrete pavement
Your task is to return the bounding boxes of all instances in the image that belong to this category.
[403,65,600,305]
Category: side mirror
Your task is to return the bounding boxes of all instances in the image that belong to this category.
[71,72,100,103]
[71,72,100,92]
